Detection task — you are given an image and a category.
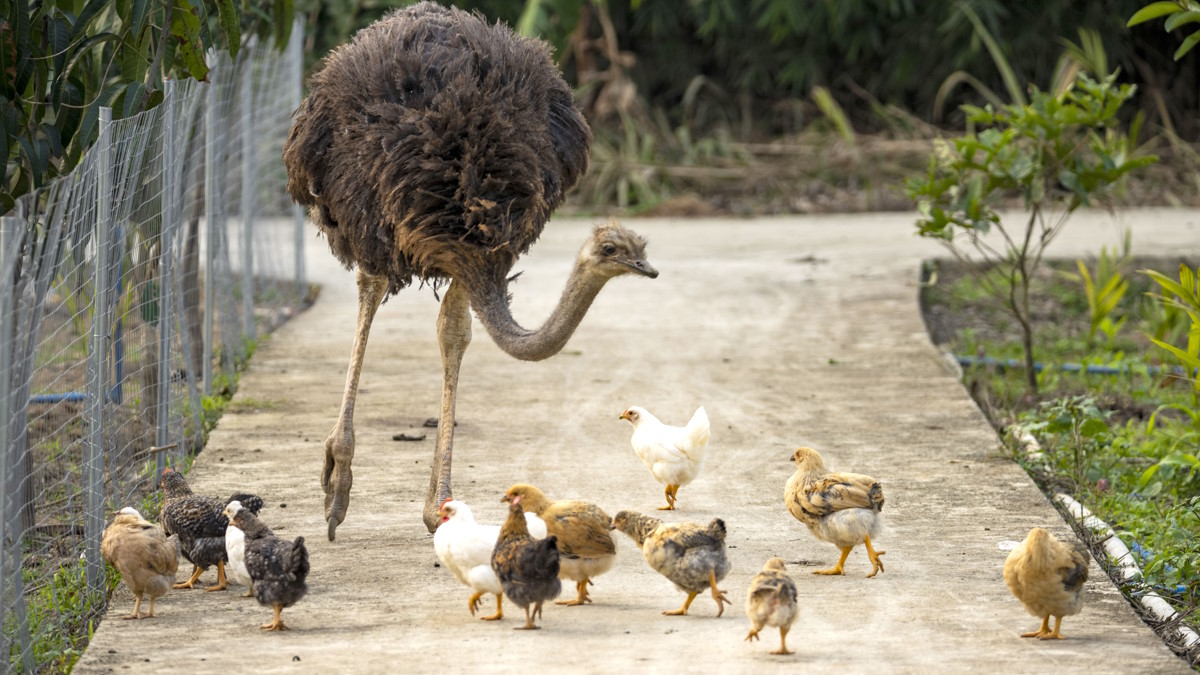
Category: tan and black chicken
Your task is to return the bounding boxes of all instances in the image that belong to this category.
[100,507,179,619]
[159,468,263,591]
[745,557,798,655]
[491,498,562,629]
[610,510,731,617]
[228,507,309,631]
[1003,527,1089,640]
[502,484,615,606]
[785,447,885,577]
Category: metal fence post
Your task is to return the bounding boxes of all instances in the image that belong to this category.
[203,66,218,396]
[291,18,306,301]
[0,215,14,663]
[85,107,114,598]
[240,55,256,348]
[157,81,177,477]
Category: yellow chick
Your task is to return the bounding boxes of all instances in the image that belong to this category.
[785,447,885,577]
[745,557,798,655]
[1003,527,1089,640]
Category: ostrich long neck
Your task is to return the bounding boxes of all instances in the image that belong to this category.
[468,257,608,362]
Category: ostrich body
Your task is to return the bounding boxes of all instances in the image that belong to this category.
[283,2,657,539]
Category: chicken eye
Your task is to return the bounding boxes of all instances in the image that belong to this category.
[600,243,616,256]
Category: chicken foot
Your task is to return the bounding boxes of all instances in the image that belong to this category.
[516,602,543,630]
[814,546,853,576]
[709,569,730,617]
[324,270,388,542]
[422,281,471,534]
[556,579,593,605]
[121,595,145,620]
[656,484,679,510]
[664,592,697,616]
[204,560,228,592]
[260,604,289,631]
[481,594,504,621]
[1021,616,1052,638]
[771,627,793,655]
[173,564,206,589]
[864,535,886,578]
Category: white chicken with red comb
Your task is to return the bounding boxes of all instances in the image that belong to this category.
[433,498,546,620]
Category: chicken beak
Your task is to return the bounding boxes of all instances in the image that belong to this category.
[619,411,630,421]
[501,495,511,504]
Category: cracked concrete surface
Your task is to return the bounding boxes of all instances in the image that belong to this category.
[76,210,1198,673]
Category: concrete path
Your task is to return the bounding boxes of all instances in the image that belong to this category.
[77,210,1199,673]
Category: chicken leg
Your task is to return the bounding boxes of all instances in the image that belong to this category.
[517,604,541,630]
[422,280,471,533]
[1041,616,1066,640]
[557,579,593,606]
[709,569,730,617]
[324,270,388,541]
[204,560,228,592]
[482,594,503,621]
[122,595,144,620]
[261,604,288,631]
[146,596,159,618]
[864,535,886,578]
[814,546,853,576]
[771,627,793,656]
[1021,616,1051,638]
[664,591,697,616]
[174,564,205,589]
[657,484,679,510]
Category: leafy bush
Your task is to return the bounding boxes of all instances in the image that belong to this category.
[909,73,1154,393]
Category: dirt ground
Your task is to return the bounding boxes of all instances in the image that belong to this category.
[75,212,1198,673]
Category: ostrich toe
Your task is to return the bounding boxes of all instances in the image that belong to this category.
[323,431,354,541]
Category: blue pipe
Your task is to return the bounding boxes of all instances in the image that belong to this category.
[955,355,1192,377]
[29,392,88,404]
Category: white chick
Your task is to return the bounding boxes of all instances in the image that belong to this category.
[620,405,710,510]
[221,501,254,597]
[434,499,547,620]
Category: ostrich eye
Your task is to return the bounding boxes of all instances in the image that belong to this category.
[600,243,616,256]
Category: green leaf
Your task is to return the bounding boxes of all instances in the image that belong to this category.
[1128,1,1185,26]
[129,0,150,38]
[170,0,208,81]
[1080,417,1108,438]
[273,0,293,49]
[1165,8,1200,30]
[1174,29,1200,60]
[215,0,239,60]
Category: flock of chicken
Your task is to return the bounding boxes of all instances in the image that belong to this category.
[101,468,309,631]
[99,404,1089,653]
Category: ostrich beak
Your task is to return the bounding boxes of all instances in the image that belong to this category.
[621,257,658,278]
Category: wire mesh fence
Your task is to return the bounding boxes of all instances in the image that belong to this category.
[0,22,306,672]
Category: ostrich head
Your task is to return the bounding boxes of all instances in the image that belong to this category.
[580,222,658,280]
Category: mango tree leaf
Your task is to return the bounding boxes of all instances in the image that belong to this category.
[1128,1,1185,26]
[1165,9,1200,30]
[215,0,239,59]
[1175,30,1200,60]
[273,0,293,50]
[170,0,208,81]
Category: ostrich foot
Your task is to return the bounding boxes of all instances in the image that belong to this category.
[323,426,354,542]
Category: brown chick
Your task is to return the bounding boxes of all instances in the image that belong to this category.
[100,507,179,619]
[610,510,731,617]
[1003,527,1089,640]
[785,447,885,577]
[491,498,562,629]
[503,484,616,606]
[745,557,798,655]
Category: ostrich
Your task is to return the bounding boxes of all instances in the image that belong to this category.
[283,2,658,540]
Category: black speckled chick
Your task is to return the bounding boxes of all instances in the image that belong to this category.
[492,499,561,629]
[159,468,262,591]
[233,509,309,631]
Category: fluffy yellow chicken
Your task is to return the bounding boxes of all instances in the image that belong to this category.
[620,405,709,510]
[610,510,731,617]
[100,507,179,619]
[503,484,616,606]
[745,558,798,655]
[1003,527,1089,640]
[784,447,885,577]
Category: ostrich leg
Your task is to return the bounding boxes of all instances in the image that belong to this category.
[422,280,471,532]
[325,269,388,541]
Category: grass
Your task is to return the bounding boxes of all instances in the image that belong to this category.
[922,255,1200,666]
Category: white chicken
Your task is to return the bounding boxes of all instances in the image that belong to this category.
[620,405,710,510]
[434,499,547,620]
[221,501,254,597]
